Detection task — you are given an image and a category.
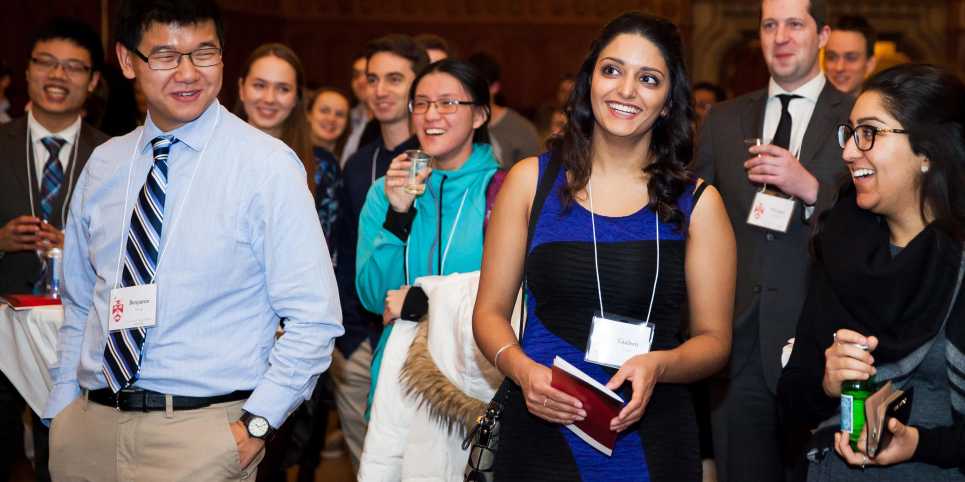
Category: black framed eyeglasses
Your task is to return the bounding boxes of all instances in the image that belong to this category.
[130,47,223,71]
[408,98,479,115]
[30,56,92,77]
[836,123,909,152]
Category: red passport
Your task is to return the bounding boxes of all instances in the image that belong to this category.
[1,294,62,310]
[551,356,626,456]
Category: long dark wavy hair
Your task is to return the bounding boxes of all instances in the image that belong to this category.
[862,64,965,241]
[547,12,694,230]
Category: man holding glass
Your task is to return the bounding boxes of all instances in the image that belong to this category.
[694,0,852,480]
[0,18,107,482]
[42,1,342,480]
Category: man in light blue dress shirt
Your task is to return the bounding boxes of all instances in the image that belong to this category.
[42,1,343,480]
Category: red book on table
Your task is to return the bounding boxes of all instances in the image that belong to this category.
[550,356,626,456]
[1,294,62,310]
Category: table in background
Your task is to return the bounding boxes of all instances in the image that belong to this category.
[0,305,62,415]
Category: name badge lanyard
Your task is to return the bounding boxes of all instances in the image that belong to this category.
[584,181,659,368]
[403,182,469,285]
[110,108,222,291]
[24,128,81,227]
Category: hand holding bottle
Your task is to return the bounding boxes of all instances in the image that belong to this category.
[823,329,878,398]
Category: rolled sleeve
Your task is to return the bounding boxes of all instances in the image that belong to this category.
[242,147,343,427]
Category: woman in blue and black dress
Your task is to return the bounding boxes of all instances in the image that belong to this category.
[473,12,736,482]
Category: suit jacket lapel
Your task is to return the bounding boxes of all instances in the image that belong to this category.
[7,118,34,205]
[799,84,843,166]
[740,89,768,144]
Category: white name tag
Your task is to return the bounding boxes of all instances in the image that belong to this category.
[747,190,795,233]
[108,284,158,331]
[585,313,654,369]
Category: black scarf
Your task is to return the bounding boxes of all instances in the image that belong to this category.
[814,184,964,365]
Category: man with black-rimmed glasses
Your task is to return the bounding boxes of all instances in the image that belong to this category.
[0,17,107,482]
[42,1,342,480]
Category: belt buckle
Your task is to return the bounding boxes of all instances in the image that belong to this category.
[118,387,144,412]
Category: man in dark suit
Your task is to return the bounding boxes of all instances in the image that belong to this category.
[0,18,106,482]
[695,1,853,481]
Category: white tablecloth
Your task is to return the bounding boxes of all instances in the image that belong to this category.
[0,305,63,415]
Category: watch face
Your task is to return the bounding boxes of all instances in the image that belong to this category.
[247,416,269,437]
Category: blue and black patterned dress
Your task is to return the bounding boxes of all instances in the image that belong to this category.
[493,154,703,481]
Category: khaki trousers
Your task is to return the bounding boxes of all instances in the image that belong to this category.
[49,394,264,482]
[331,339,371,473]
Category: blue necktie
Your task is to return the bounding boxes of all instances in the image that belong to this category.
[39,136,66,221]
[102,135,176,392]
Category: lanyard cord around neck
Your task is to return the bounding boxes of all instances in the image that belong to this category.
[24,127,81,226]
[110,108,222,289]
[403,178,470,285]
[587,181,660,322]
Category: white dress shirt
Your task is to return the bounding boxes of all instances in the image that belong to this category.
[28,111,81,188]
[761,73,826,157]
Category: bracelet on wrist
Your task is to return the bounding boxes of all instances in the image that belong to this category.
[493,341,519,373]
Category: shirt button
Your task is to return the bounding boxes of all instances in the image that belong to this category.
[766,233,775,241]
[753,284,762,293]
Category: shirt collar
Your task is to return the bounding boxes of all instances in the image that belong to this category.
[27,110,82,146]
[141,99,222,154]
[768,72,826,102]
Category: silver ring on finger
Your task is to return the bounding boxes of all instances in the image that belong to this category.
[861,455,868,470]
[543,397,549,407]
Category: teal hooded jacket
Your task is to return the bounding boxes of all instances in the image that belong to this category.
[356,143,499,314]
[355,143,499,413]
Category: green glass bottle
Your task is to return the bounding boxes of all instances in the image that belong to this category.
[841,376,875,450]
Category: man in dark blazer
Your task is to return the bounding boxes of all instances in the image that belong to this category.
[694,1,853,481]
[0,18,106,482]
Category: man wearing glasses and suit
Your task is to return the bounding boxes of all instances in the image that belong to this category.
[695,0,853,481]
[0,18,107,482]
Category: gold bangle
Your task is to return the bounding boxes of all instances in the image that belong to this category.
[493,341,519,372]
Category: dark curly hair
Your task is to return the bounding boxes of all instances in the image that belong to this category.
[547,11,694,231]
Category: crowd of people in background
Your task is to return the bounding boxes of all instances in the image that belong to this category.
[1,0,964,481]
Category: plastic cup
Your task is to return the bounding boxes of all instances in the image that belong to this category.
[404,150,431,195]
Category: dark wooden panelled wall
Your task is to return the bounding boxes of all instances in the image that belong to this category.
[2,0,964,117]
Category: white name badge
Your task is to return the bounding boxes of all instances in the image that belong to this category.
[108,284,158,331]
[746,190,795,233]
[585,312,655,369]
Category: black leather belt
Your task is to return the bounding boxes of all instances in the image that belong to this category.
[88,388,252,411]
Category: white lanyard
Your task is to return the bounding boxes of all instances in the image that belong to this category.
[587,181,660,323]
[24,127,80,225]
[371,146,379,184]
[403,185,470,284]
[111,108,221,289]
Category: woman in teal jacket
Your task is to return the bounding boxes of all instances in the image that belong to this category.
[355,59,500,408]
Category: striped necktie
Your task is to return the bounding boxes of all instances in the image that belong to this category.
[102,135,176,392]
[39,136,67,221]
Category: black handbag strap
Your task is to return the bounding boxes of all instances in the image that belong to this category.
[518,153,563,340]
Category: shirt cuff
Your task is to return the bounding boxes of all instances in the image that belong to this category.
[43,382,82,420]
[383,207,417,241]
[244,376,315,429]
[401,286,428,321]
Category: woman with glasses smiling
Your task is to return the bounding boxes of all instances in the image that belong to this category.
[778,64,965,480]
[356,57,498,355]
[355,58,501,479]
